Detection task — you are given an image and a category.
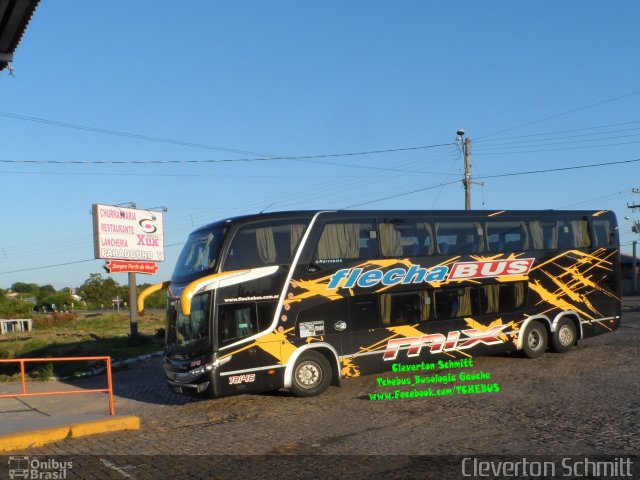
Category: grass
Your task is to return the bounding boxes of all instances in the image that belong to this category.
[0,310,165,379]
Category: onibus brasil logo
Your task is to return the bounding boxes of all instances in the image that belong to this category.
[8,456,72,479]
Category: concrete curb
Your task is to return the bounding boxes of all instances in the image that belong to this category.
[0,415,141,452]
[54,350,164,381]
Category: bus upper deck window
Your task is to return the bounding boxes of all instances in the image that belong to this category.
[435,221,485,254]
[225,222,308,270]
[379,220,433,257]
[592,219,613,247]
[312,221,377,268]
[486,221,529,252]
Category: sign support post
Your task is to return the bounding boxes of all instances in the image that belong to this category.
[128,272,138,337]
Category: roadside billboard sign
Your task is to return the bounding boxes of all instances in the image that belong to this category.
[92,204,165,262]
[104,260,159,275]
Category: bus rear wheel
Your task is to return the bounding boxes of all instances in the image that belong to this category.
[522,320,547,359]
[551,318,577,353]
[291,350,331,397]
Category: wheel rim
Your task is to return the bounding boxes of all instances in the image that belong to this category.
[558,325,573,346]
[296,361,321,389]
[528,330,542,351]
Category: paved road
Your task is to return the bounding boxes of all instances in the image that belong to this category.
[1,307,639,478]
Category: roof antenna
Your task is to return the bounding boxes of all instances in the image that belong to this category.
[259,202,275,214]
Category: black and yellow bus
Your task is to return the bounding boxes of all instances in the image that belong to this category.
[139,209,621,398]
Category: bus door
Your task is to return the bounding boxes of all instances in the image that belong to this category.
[216,300,282,395]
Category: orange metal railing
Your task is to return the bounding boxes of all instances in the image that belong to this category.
[0,356,115,415]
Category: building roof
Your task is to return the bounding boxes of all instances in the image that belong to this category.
[620,252,640,265]
[0,0,40,71]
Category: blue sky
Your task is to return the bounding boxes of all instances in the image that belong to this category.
[1,1,640,290]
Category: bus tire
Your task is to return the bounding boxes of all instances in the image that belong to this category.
[522,321,547,359]
[291,350,332,397]
[551,318,577,353]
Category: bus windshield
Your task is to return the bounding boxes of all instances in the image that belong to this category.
[173,227,227,281]
[166,292,211,358]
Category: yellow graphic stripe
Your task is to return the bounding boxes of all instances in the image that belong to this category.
[529,280,595,320]
[180,269,250,316]
[464,317,520,345]
[220,327,297,364]
[137,280,170,315]
[530,250,612,273]
[341,357,361,378]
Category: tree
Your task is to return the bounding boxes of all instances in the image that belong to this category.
[77,273,119,309]
[37,284,57,301]
[42,291,75,311]
[11,282,38,295]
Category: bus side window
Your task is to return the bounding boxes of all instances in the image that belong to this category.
[486,221,529,252]
[435,221,485,254]
[592,219,613,247]
[379,220,433,257]
[532,221,562,250]
[225,222,307,270]
[570,218,591,248]
[480,282,527,314]
[381,291,432,326]
[528,220,581,250]
[311,221,377,270]
[218,302,264,346]
[434,287,479,319]
[552,219,591,249]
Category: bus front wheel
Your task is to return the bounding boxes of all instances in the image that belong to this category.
[291,350,332,397]
[551,318,577,353]
[522,321,548,359]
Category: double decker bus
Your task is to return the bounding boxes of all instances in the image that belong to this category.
[138,209,621,398]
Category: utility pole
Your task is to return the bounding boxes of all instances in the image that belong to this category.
[628,188,640,212]
[458,129,482,210]
[463,137,472,210]
[629,188,640,294]
[633,241,638,295]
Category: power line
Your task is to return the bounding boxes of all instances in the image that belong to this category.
[0,259,96,275]
[0,243,185,276]
[339,179,461,209]
[0,142,455,165]
[476,157,640,180]
[474,140,640,156]
[0,111,276,157]
[474,133,640,153]
[474,128,640,149]
[474,120,640,145]
[475,90,640,140]
[339,156,640,209]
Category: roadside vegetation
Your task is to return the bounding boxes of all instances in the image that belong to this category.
[0,274,167,380]
[0,310,165,380]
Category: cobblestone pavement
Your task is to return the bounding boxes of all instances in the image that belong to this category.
[1,308,638,478]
